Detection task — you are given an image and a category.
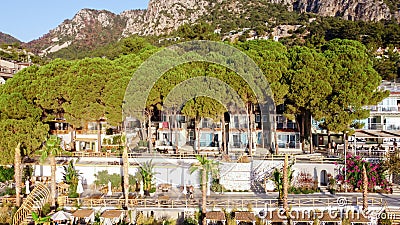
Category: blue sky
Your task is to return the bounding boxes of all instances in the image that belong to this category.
[0,0,149,42]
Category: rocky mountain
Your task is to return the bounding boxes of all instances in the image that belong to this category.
[123,0,399,36]
[25,0,400,55]
[0,32,21,45]
[291,0,397,21]
[25,9,126,55]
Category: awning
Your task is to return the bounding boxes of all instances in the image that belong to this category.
[354,130,400,138]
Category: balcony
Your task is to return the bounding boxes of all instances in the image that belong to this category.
[278,142,301,149]
[277,122,297,130]
[368,106,400,113]
[362,123,400,131]
[76,129,105,135]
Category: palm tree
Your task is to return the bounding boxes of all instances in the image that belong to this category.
[283,154,289,214]
[41,135,63,207]
[62,160,80,197]
[31,211,50,225]
[362,164,368,211]
[272,169,283,200]
[189,155,219,225]
[14,143,22,207]
[138,160,157,196]
[271,154,293,205]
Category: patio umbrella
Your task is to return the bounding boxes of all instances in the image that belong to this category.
[25,180,30,194]
[107,180,112,196]
[51,211,72,221]
[182,182,187,195]
[77,178,84,195]
[207,182,211,196]
[139,181,144,196]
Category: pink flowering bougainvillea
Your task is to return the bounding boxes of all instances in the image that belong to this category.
[337,153,389,192]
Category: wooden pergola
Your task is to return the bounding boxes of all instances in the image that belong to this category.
[100,210,125,225]
[235,212,256,225]
[72,209,95,224]
[206,211,226,225]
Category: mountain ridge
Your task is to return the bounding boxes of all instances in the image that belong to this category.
[21,0,400,55]
[0,32,21,45]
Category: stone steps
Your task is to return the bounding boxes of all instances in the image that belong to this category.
[392,185,400,194]
[319,186,330,194]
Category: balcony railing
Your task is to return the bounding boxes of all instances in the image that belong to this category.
[277,122,297,130]
[368,106,400,113]
[362,123,400,131]
[75,130,105,135]
[278,142,301,149]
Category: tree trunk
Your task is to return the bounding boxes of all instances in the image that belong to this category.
[309,112,313,153]
[247,104,253,156]
[301,114,305,152]
[141,111,147,142]
[197,119,201,154]
[97,121,101,152]
[327,131,331,150]
[15,143,22,207]
[274,131,279,155]
[50,155,57,207]
[222,117,227,154]
[201,169,207,225]
[123,146,129,208]
[283,154,289,213]
[344,132,348,157]
[174,110,179,153]
[362,164,368,211]
[148,112,153,152]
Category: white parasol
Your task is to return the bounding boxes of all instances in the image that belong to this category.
[107,180,112,196]
[25,180,30,194]
[182,183,187,195]
[139,181,144,196]
[77,178,84,195]
[51,211,72,221]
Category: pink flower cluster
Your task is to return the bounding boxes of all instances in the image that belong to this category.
[337,153,389,192]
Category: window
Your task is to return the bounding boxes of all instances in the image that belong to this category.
[234,116,239,128]
[277,133,300,149]
[233,134,240,148]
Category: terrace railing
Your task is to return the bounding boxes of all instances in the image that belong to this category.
[55,151,339,164]
[55,196,384,209]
